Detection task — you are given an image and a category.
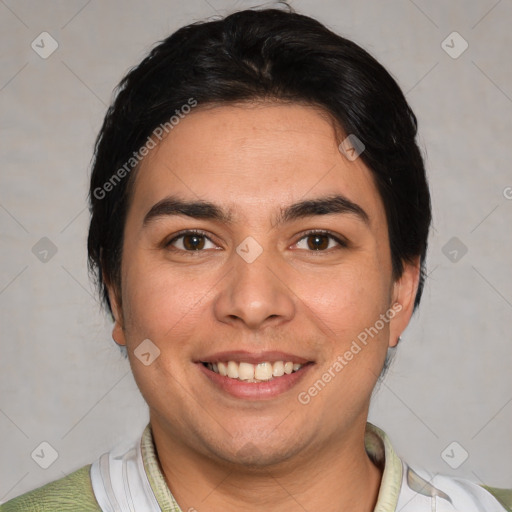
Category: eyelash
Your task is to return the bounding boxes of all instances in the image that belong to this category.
[165,229,348,254]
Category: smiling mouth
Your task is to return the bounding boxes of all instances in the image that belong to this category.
[201,360,307,383]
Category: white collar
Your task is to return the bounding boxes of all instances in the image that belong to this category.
[90,422,507,512]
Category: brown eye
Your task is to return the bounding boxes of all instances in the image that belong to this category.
[307,234,330,250]
[167,231,216,251]
[295,231,346,251]
[182,234,206,250]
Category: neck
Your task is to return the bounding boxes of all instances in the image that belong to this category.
[151,417,383,512]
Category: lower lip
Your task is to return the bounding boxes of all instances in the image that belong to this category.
[197,363,313,400]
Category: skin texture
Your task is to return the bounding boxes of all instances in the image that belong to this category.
[106,102,420,512]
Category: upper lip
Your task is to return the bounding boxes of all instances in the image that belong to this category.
[197,350,313,365]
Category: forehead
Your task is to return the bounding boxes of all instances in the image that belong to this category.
[129,102,384,226]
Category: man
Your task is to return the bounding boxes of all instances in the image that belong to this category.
[3,5,511,511]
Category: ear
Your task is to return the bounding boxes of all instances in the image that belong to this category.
[388,257,421,348]
[103,272,127,347]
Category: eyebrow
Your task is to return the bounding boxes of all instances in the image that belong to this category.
[143,194,369,227]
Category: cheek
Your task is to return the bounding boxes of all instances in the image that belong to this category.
[121,256,208,347]
[119,259,207,415]
[298,264,392,408]
[292,257,392,336]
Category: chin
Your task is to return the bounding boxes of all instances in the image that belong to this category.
[203,431,307,470]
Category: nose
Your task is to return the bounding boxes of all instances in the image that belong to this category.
[213,247,295,331]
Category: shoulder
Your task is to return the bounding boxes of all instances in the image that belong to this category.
[432,473,512,511]
[481,486,512,512]
[0,465,101,512]
[401,463,512,512]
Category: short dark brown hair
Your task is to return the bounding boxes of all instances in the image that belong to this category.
[87,5,431,319]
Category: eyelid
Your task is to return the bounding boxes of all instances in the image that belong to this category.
[165,228,348,252]
[165,229,219,250]
[294,229,348,249]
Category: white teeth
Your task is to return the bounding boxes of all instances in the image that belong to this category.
[227,361,239,379]
[238,362,255,381]
[218,361,228,376]
[205,360,304,382]
[254,362,273,381]
[272,361,285,377]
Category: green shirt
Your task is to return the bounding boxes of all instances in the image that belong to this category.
[2,423,511,511]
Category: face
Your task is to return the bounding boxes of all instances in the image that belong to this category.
[108,102,418,468]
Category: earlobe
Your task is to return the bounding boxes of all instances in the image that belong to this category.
[110,294,127,346]
[109,298,126,345]
[388,258,421,348]
[103,273,127,347]
[112,320,126,346]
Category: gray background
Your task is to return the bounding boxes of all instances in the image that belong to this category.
[1,0,511,502]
